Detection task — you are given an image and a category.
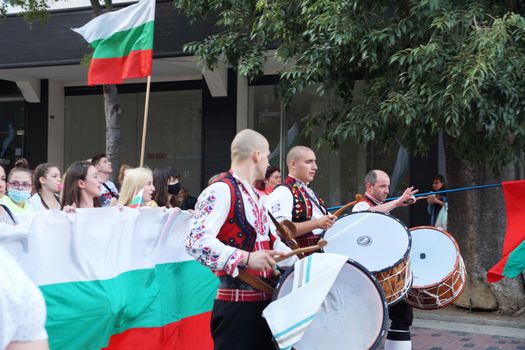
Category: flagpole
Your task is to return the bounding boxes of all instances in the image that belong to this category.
[139,75,152,167]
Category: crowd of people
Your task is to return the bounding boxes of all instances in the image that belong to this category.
[0,154,198,224]
[0,132,448,350]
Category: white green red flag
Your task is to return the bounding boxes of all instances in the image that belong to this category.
[129,189,144,208]
[72,0,155,86]
[487,180,525,283]
[8,208,217,349]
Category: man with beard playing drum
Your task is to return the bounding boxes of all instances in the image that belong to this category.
[268,146,336,252]
[186,129,294,350]
[353,169,419,350]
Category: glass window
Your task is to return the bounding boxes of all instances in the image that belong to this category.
[0,101,26,169]
[248,84,410,222]
[64,89,202,196]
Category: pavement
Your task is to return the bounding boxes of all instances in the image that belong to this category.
[376,306,525,349]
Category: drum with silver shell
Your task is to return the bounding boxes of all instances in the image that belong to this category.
[323,211,413,305]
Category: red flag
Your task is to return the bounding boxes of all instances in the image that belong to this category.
[487,180,525,283]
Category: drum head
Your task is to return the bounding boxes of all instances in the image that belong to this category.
[409,227,459,288]
[273,260,387,350]
[323,212,411,272]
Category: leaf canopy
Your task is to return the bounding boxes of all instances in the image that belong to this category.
[175,0,525,172]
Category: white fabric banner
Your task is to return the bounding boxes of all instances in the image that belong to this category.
[0,207,193,286]
[263,253,348,350]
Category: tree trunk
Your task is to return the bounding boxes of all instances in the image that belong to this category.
[90,0,121,183]
[103,84,121,183]
[445,135,525,313]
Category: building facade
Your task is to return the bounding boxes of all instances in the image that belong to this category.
[0,0,448,226]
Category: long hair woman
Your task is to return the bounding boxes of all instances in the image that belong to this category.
[152,166,179,208]
[29,163,62,211]
[118,167,156,207]
[61,161,101,209]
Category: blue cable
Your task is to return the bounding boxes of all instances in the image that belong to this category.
[326,183,502,212]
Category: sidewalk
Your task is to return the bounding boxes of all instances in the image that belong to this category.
[377,306,525,349]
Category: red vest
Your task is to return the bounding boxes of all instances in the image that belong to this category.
[215,172,276,279]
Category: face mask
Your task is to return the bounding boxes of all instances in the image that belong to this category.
[9,189,31,204]
[168,183,180,195]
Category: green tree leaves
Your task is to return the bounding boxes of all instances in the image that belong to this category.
[175,0,525,172]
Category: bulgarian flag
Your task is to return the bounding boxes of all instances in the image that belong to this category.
[129,189,144,208]
[487,180,525,283]
[12,207,217,349]
[72,0,155,86]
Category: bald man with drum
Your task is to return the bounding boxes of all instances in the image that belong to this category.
[353,169,418,350]
[186,129,293,350]
[268,146,336,251]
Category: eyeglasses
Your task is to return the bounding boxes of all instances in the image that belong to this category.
[8,181,32,189]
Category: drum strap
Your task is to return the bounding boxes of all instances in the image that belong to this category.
[238,270,274,293]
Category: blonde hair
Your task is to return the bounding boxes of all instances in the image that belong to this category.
[118,167,152,206]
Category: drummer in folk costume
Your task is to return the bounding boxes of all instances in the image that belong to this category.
[268,146,336,250]
[353,169,419,350]
[186,129,294,350]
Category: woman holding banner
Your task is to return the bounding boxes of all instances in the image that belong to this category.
[118,167,156,207]
[61,161,101,210]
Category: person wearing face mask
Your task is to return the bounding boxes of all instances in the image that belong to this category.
[118,167,156,207]
[1,161,34,219]
[29,163,62,211]
[152,166,180,208]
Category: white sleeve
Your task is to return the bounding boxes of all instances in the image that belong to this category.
[0,247,47,347]
[352,201,371,212]
[273,237,297,267]
[268,186,294,222]
[186,182,246,277]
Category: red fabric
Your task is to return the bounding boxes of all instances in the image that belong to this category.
[216,289,272,302]
[487,180,525,283]
[104,312,213,349]
[88,49,152,86]
[215,173,276,281]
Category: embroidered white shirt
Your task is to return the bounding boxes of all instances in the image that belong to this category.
[268,177,326,235]
[352,193,384,213]
[187,172,292,277]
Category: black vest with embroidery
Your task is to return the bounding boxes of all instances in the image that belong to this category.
[283,176,326,249]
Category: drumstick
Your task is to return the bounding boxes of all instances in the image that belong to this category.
[274,239,328,262]
[332,194,363,218]
[268,212,299,250]
[238,270,274,293]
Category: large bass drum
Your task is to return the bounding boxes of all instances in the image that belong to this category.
[323,211,412,305]
[272,259,388,350]
[406,226,466,310]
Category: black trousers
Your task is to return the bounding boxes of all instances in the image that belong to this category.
[211,300,275,350]
[387,300,413,341]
